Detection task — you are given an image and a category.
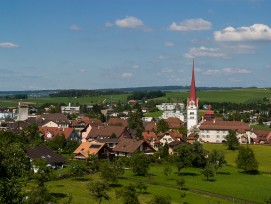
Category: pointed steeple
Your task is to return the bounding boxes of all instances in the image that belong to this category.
[187,59,198,106]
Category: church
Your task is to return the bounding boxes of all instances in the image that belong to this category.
[186,61,255,144]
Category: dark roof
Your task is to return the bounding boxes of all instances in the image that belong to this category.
[25,145,66,165]
[38,113,70,125]
[95,138,120,143]
[87,126,127,139]
[113,139,145,153]
[168,140,188,148]
[166,117,184,129]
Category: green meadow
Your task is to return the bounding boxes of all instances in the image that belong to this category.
[0,88,270,107]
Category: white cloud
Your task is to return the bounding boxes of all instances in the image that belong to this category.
[168,18,212,31]
[184,46,226,58]
[0,42,19,48]
[222,44,256,54]
[164,41,175,47]
[115,16,144,29]
[214,24,271,41]
[223,67,251,74]
[69,25,81,31]
[119,73,133,79]
[79,69,87,73]
[161,68,173,73]
[105,22,113,28]
[205,68,251,75]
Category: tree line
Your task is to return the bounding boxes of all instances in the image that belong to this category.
[127,91,166,101]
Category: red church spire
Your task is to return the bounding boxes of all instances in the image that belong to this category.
[187,59,198,106]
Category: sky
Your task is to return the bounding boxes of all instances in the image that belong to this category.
[0,0,271,91]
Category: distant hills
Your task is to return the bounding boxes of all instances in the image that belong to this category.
[0,86,258,98]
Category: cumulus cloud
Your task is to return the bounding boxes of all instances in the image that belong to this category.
[69,25,81,31]
[205,68,251,75]
[119,73,133,79]
[0,42,19,48]
[214,24,271,41]
[115,16,144,29]
[184,46,226,58]
[168,18,212,31]
[164,41,175,47]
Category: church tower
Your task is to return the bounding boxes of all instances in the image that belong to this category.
[187,60,198,132]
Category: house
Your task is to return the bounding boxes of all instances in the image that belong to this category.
[142,131,160,150]
[159,131,183,146]
[73,141,110,159]
[81,125,131,142]
[143,121,157,132]
[198,119,255,144]
[165,117,184,129]
[25,145,66,171]
[95,138,120,150]
[70,117,102,133]
[38,126,80,141]
[168,140,188,155]
[61,103,80,115]
[113,138,156,157]
[37,113,70,128]
[252,130,271,144]
[108,118,128,127]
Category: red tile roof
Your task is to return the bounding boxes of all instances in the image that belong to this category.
[166,117,183,129]
[142,131,159,144]
[73,142,106,158]
[199,120,251,131]
[108,118,128,127]
[38,126,75,140]
[143,121,157,132]
[87,125,128,139]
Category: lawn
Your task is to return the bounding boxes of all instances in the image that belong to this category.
[251,124,271,131]
[46,173,234,204]
[203,143,271,172]
[144,110,163,117]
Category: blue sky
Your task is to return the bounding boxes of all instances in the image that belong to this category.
[0,0,270,91]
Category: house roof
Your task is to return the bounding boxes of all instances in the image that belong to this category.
[199,120,251,131]
[87,125,127,139]
[162,131,183,140]
[113,139,145,153]
[25,145,66,164]
[38,113,70,125]
[73,142,106,158]
[168,140,188,148]
[253,130,271,141]
[95,138,120,143]
[143,121,157,132]
[38,126,75,140]
[166,117,183,129]
[142,131,159,144]
[108,118,128,127]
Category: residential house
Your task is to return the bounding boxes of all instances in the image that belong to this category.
[81,125,131,142]
[198,119,255,144]
[113,138,156,157]
[142,131,159,150]
[73,141,110,159]
[61,103,80,115]
[252,130,271,144]
[168,140,188,155]
[95,138,120,150]
[159,131,183,146]
[143,121,157,132]
[25,145,66,171]
[38,126,80,142]
[37,113,70,128]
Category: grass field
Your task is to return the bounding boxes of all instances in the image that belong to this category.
[0,88,270,107]
[251,124,271,131]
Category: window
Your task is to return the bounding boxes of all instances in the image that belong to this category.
[190,117,194,119]
[202,135,205,138]
[206,135,210,138]
[216,135,220,138]
[190,112,194,115]
[217,130,220,133]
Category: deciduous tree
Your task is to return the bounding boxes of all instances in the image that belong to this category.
[225,130,239,150]
[236,146,258,173]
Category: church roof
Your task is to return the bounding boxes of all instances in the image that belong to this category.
[187,60,198,106]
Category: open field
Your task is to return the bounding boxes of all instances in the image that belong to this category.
[203,143,271,172]
[47,172,235,204]
[0,88,270,107]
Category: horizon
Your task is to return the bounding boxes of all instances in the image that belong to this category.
[1,0,271,91]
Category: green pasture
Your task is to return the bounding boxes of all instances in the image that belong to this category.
[251,125,271,131]
[203,143,271,172]
[157,88,271,103]
[144,110,163,117]
[46,172,233,204]
[0,88,269,107]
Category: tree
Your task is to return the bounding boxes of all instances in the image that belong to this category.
[157,119,169,133]
[69,160,87,179]
[236,146,258,173]
[87,179,110,204]
[176,177,186,190]
[191,141,207,168]
[163,166,172,177]
[47,134,66,152]
[148,195,171,204]
[160,142,169,158]
[135,181,148,193]
[225,130,239,150]
[202,164,216,181]
[173,144,193,174]
[25,185,52,204]
[208,149,226,172]
[100,161,124,184]
[130,152,150,176]
[31,158,54,187]
[116,184,139,204]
